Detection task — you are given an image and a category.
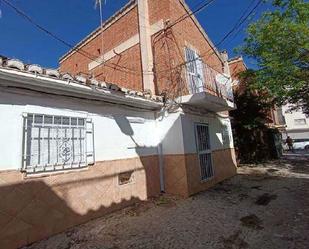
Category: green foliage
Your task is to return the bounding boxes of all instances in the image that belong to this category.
[230,74,281,163]
[240,0,309,113]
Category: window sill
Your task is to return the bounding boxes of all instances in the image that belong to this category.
[23,166,90,179]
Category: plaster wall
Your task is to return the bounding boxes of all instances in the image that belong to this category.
[0,88,158,171]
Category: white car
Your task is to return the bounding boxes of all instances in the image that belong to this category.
[292,139,309,151]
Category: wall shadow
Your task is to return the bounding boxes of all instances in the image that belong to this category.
[0,90,162,249]
[0,173,146,249]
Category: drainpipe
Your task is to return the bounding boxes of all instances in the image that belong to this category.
[137,0,155,94]
[157,143,165,193]
[220,50,231,76]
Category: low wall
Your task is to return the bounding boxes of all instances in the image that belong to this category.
[0,155,160,249]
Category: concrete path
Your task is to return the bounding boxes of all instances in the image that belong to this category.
[23,153,309,249]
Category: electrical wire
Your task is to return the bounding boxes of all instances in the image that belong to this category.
[168,0,216,29]
[2,0,142,75]
[153,0,263,77]
[2,0,263,83]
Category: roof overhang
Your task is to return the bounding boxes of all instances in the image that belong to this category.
[177,92,236,112]
[0,68,163,111]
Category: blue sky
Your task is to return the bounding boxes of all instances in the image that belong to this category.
[0,0,269,69]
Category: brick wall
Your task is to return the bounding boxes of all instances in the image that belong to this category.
[59,4,143,91]
[59,0,225,97]
[152,0,224,97]
[229,58,246,81]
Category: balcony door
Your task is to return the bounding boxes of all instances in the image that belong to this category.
[185,47,204,94]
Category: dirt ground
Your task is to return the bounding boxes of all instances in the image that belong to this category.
[23,153,309,249]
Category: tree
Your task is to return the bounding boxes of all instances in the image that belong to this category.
[230,71,280,163]
[240,0,309,114]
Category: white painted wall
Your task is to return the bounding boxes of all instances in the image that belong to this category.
[0,88,235,171]
[0,89,158,171]
[155,111,185,155]
[180,112,234,154]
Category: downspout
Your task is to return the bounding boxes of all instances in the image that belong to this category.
[157,142,165,192]
[137,0,155,94]
[220,50,231,76]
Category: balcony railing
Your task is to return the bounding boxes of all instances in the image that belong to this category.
[186,62,234,102]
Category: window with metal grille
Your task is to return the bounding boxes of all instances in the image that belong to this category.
[22,113,94,174]
[185,47,204,94]
[195,123,214,180]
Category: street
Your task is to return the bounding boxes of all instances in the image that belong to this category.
[24,153,309,249]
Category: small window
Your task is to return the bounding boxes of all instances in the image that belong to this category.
[97,48,101,55]
[23,113,94,174]
[118,171,134,185]
[195,123,213,181]
[294,119,306,125]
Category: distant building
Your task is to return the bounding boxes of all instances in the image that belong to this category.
[281,105,309,140]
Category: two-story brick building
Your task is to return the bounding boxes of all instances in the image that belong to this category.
[59,0,237,195]
[0,0,237,248]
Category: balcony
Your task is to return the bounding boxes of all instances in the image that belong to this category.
[177,61,236,112]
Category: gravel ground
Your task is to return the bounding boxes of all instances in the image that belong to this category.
[23,153,309,249]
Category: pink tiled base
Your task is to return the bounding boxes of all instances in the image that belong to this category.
[0,155,160,249]
[163,149,237,197]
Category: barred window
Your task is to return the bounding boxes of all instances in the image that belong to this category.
[23,113,94,174]
[195,123,214,181]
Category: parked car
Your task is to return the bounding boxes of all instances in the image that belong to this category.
[291,139,309,151]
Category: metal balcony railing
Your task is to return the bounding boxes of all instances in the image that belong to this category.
[186,62,234,102]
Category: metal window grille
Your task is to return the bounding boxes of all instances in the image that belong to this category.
[22,113,94,174]
[195,123,214,180]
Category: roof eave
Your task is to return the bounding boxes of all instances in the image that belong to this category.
[0,68,162,111]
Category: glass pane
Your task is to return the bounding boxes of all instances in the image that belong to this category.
[78,118,85,126]
[54,116,62,125]
[34,115,43,124]
[63,117,70,125]
[44,115,53,124]
[71,117,77,126]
